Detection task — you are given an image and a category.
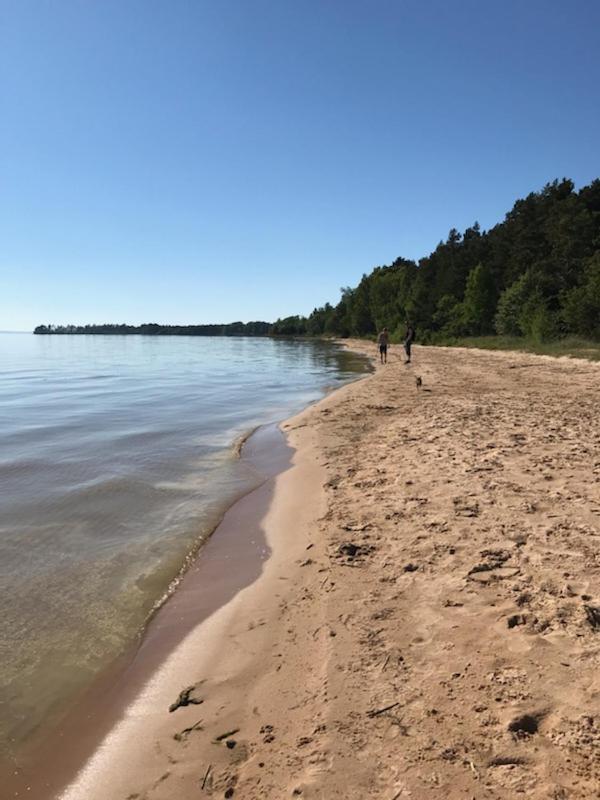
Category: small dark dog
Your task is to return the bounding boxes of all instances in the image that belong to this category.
[415,376,422,389]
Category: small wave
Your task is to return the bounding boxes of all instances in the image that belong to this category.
[231,425,260,458]
[0,458,56,477]
[143,505,231,623]
[110,427,180,447]
[63,475,182,504]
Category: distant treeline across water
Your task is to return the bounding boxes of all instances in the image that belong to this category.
[34,322,272,336]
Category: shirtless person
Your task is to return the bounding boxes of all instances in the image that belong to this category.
[404,322,416,364]
[377,327,389,364]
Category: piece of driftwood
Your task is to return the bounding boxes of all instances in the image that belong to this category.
[367,702,400,718]
[214,728,240,742]
[201,764,212,790]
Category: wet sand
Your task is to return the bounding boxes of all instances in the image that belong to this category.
[11,342,600,799]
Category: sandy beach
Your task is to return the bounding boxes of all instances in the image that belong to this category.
[35,342,600,799]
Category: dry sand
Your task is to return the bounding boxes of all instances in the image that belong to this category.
[60,342,600,800]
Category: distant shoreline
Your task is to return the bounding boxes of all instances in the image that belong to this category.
[33,322,272,336]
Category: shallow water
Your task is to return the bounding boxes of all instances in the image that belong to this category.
[0,333,369,752]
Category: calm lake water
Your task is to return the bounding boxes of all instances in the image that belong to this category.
[0,333,369,753]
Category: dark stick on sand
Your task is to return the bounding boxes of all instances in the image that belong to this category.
[214,728,240,742]
[201,764,212,790]
[367,702,400,718]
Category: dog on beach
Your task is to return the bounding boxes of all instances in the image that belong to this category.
[415,376,422,389]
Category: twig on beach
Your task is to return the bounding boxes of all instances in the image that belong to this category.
[367,701,400,718]
[173,718,203,741]
[214,728,240,742]
[201,764,212,790]
[466,759,479,779]
[391,791,404,800]
[320,575,329,588]
[380,654,390,672]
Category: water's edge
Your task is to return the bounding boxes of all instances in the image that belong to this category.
[2,424,292,799]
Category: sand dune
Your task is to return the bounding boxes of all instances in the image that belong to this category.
[60,341,600,800]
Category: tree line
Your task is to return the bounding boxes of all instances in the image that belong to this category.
[271,178,600,343]
[34,321,272,336]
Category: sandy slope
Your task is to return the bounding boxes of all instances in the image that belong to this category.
[62,342,600,800]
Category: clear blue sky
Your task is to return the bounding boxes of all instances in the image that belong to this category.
[1,0,599,330]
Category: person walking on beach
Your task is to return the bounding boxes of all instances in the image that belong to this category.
[404,322,416,364]
[377,327,389,364]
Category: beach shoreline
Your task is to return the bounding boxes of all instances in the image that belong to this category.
[53,373,358,800]
[1,423,294,799]
[8,340,600,799]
